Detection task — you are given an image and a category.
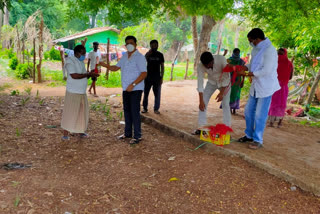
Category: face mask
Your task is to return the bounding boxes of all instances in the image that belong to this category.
[78,55,86,61]
[250,42,255,47]
[126,44,135,52]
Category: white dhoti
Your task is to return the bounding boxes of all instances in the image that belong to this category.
[61,91,89,133]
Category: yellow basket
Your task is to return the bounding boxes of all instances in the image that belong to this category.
[200,127,231,146]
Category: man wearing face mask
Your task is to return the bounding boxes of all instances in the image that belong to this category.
[142,40,165,114]
[100,36,147,144]
[236,28,280,149]
[61,45,99,140]
[192,51,231,135]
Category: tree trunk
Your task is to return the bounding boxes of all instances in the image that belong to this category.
[234,26,240,48]
[37,15,44,83]
[191,16,198,55]
[170,42,183,81]
[216,19,225,55]
[16,26,21,62]
[22,39,25,64]
[2,6,10,49]
[193,15,216,75]
[33,38,36,83]
[306,69,320,106]
[191,16,198,76]
[3,6,9,25]
[0,10,3,41]
[91,13,97,28]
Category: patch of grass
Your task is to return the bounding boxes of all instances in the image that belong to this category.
[104,105,113,121]
[20,97,30,106]
[0,83,13,91]
[42,68,65,87]
[24,87,32,95]
[163,65,196,81]
[299,120,320,128]
[117,111,123,120]
[16,128,21,137]
[36,90,40,99]
[92,72,122,88]
[39,98,45,106]
[90,102,101,111]
[46,81,65,87]
[14,196,20,207]
[10,90,20,96]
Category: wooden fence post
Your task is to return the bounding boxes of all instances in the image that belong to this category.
[170,42,182,81]
[184,49,189,80]
[105,38,110,80]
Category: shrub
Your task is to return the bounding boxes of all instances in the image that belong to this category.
[44,51,50,60]
[5,48,15,59]
[15,63,33,79]
[30,48,35,56]
[23,50,31,59]
[49,47,61,60]
[9,56,19,70]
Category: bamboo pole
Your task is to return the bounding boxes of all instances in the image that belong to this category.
[184,49,189,80]
[33,38,36,83]
[105,38,110,80]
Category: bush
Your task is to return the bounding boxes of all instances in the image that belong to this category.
[9,56,19,70]
[49,47,61,60]
[44,51,50,60]
[30,48,35,56]
[5,48,15,59]
[15,63,33,79]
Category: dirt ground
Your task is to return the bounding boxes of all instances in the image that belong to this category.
[142,80,320,194]
[0,94,320,214]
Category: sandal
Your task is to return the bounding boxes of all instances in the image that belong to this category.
[248,141,263,150]
[61,136,70,141]
[129,138,140,144]
[80,133,89,138]
[238,135,253,143]
[191,129,201,135]
[117,134,132,140]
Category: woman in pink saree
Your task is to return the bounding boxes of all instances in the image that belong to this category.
[268,48,293,127]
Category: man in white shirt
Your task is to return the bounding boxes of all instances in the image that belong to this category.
[100,36,147,144]
[87,42,101,97]
[61,45,99,140]
[237,28,280,149]
[192,51,231,135]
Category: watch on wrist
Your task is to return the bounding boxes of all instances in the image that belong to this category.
[132,83,136,87]
[245,71,249,76]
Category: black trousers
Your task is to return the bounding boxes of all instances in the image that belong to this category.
[142,79,161,111]
[123,90,143,139]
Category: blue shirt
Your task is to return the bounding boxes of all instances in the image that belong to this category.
[116,51,147,91]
